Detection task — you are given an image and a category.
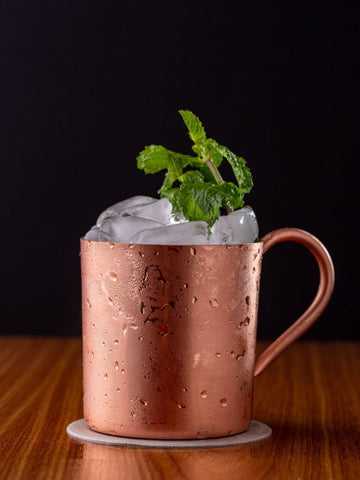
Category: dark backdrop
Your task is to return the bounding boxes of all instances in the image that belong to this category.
[1,1,359,339]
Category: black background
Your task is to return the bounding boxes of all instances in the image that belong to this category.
[1,1,359,339]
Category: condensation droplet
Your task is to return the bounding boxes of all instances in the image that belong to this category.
[236,351,245,360]
[158,325,173,337]
[91,351,94,357]
[215,352,221,357]
[116,388,121,394]
[220,398,228,406]
[131,411,136,417]
[238,317,250,328]
[114,339,119,346]
[115,361,119,370]
[182,387,188,392]
[103,373,108,380]
[182,283,188,289]
[121,369,125,374]
[190,247,196,256]
[110,243,115,250]
[108,297,115,306]
[200,390,208,398]
[230,351,235,358]
[178,403,186,409]
[139,398,148,405]
[138,336,143,341]
[139,251,145,258]
[91,323,95,329]
[209,298,219,308]
[192,296,198,304]
[102,341,106,347]
[86,298,91,308]
[109,272,118,282]
[245,296,250,305]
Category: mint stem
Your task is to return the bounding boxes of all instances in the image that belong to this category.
[205,158,224,184]
[205,158,234,213]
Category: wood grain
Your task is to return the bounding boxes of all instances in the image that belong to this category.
[0,337,359,479]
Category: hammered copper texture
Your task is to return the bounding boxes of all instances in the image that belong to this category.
[81,240,263,439]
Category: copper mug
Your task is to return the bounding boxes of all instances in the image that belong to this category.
[81,227,334,439]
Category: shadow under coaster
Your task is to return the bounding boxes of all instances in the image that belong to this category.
[66,419,271,448]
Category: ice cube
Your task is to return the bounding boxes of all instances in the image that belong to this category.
[123,198,173,224]
[100,216,163,243]
[84,226,101,241]
[209,206,259,244]
[96,196,156,227]
[130,221,209,245]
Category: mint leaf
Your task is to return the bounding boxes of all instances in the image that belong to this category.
[137,145,198,174]
[179,110,206,144]
[137,110,254,227]
[179,183,222,226]
[215,144,253,193]
[216,182,244,211]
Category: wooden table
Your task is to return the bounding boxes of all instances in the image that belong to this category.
[0,337,359,479]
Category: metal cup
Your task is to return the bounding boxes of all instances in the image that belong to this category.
[81,228,334,439]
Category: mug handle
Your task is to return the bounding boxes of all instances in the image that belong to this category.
[254,228,335,377]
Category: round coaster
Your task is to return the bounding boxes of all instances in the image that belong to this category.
[66,419,271,448]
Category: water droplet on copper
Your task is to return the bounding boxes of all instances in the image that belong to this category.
[215,352,221,357]
[209,298,219,308]
[91,323,95,329]
[178,403,186,409]
[140,301,145,314]
[236,351,245,360]
[91,351,94,357]
[182,387,188,392]
[121,369,125,374]
[190,247,196,256]
[138,336,143,341]
[192,296,198,304]
[102,341,105,347]
[86,298,91,308]
[245,296,250,305]
[158,325,173,337]
[183,283,188,289]
[230,351,235,358]
[110,243,115,249]
[115,361,119,370]
[103,373,108,380]
[220,398,228,406]
[109,272,118,282]
[131,411,136,417]
[139,398,148,405]
[244,317,250,326]
[116,388,121,394]
[200,390,208,398]
[139,251,145,258]
[114,339,119,346]
[108,297,114,306]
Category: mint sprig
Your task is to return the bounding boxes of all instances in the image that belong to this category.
[136,110,253,227]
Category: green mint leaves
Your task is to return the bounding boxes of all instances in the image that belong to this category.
[136,110,253,227]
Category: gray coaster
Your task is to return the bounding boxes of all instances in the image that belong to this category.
[66,419,271,448]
